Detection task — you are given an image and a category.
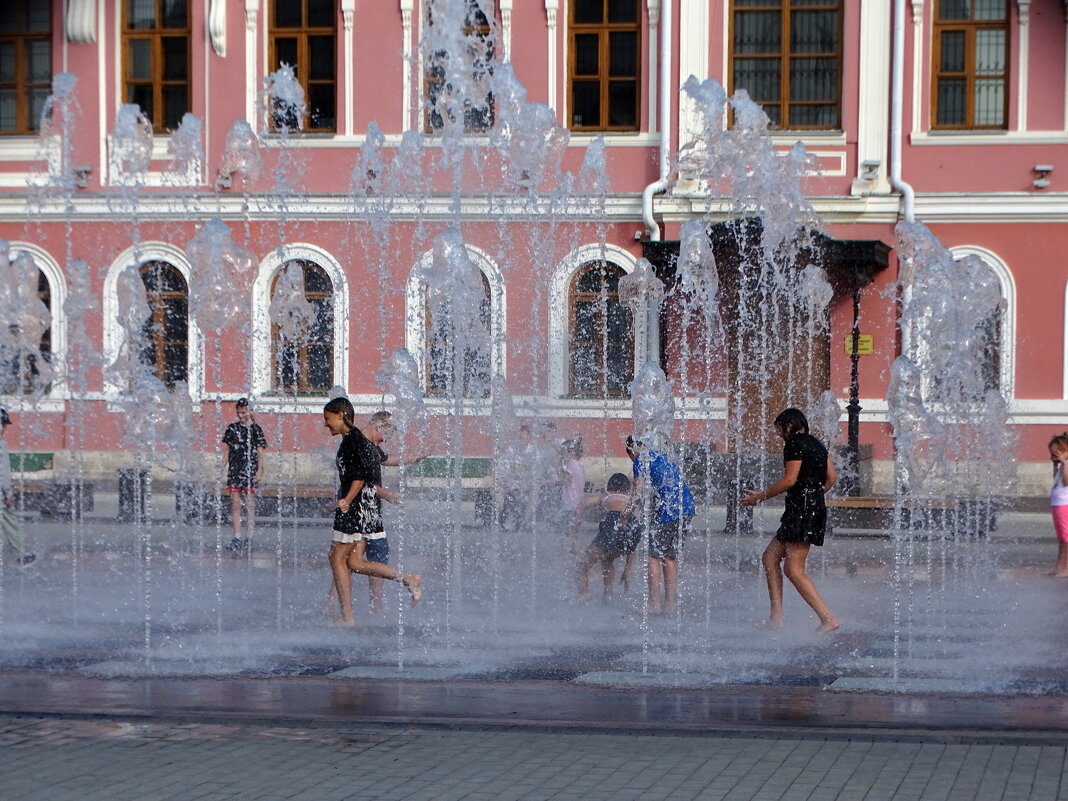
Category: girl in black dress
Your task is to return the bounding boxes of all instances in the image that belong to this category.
[740,408,840,633]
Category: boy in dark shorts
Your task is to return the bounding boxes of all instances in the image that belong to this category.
[221,397,267,557]
[572,473,642,601]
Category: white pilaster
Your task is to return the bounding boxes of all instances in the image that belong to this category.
[647,0,659,134]
[500,0,513,62]
[545,0,558,112]
[401,0,414,131]
[245,0,259,127]
[342,0,355,135]
[910,0,925,136]
[678,0,709,147]
[1016,0,1031,131]
[851,0,892,195]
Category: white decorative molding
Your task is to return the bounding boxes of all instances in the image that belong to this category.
[545,0,559,112]
[208,0,226,57]
[3,243,68,402]
[245,0,259,125]
[500,0,513,62]
[251,244,350,399]
[910,0,925,137]
[851,0,893,195]
[401,0,415,132]
[1017,0,1031,132]
[678,0,710,146]
[404,244,507,393]
[949,246,1016,400]
[647,0,660,134]
[102,242,203,401]
[343,0,355,135]
[548,244,645,399]
[66,0,97,43]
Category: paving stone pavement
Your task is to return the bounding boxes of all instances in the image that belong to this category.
[2,713,1067,801]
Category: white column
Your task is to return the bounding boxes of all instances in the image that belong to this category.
[401,0,414,132]
[910,0,925,137]
[501,0,513,62]
[678,0,709,147]
[647,0,659,134]
[1016,0,1031,131]
[245,0,259,126]
[545,0,558,113]
[342,0,355,135]
[851,0,892,195]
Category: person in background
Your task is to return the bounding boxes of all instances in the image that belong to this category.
[221,397,267,557]
[572,472,642,602]
[1047,432,1068,577]
[0,409,35,568]
[741,407,840,634]
[559,437,587,541]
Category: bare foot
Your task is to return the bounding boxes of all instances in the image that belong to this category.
[754,618,785,630]
[1049,571,1068,578]
[816,618,841,634]
[404,574,423,605]
[331,617,357,628]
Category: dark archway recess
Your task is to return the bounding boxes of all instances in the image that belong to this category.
[643,220,890,498]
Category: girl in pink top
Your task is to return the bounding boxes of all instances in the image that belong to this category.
[1049,433,1068,577]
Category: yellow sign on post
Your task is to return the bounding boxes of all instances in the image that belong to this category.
[845,334,873,355]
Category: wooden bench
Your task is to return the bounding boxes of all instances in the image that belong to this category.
[8,452,95,520]
[827,496,998,536]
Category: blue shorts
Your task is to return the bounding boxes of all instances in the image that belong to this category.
[362,537,390,565]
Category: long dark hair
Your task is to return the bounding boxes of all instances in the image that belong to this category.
[324,396,355,429]
[774,408,809,438]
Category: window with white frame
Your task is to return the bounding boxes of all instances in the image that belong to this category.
[568,261,634,398]
[1,255,52,395]
[138,260,189,389]
[269,0,337,132]
[0,0,52,135]
[932,0,1008,129]
[269,259,334,394]
[424,0,495,134]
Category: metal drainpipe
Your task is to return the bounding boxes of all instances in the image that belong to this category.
[890,0,915,223]
[641,0,673,241]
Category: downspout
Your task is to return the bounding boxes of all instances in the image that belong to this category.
[641,0,672,240]
[890,0,915,223]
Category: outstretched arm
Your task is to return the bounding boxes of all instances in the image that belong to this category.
[740,460,802,506]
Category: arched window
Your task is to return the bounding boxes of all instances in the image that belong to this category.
[425,272,492,397]
[138,260,188,388]
[270,259,333,393]
[2,265,51,395]
[568,261,633,397]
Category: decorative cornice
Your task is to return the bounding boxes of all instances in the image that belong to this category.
[245,0,258,33]
[208,0,226,56]
[910,0,924,24]
[66,0,97,44]
[400,0,413,31]
[545,0,558,28]
[647,0,660,29]
[500,0,513,61]
[1017,0,1032,25]
[342,0,355,32]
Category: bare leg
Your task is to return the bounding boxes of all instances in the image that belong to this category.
[662,556,678,612]
[329,541,358,625]
[620,552,635,593]
[647,557,664,613]
[229,491,242,536]
[1055,540,1068,577]
[760,538,787,628]
[576,546,602,601]
[782,542,840,632]
[599,555,616,601]
[368,577,385,613]
[347,551,422,605]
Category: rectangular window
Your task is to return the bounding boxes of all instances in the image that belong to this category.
[269,0,337,132]
[568,0,640,132]
[0,1,52,135]
[123,0,190,133]
[424,0,495,134]
[729,0,842,130]
[932,0,1007,129]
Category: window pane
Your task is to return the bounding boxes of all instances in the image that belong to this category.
[733,12,781,55]
[790,57,836,101]
[791,11,837,54]
[308,35,334,79]
[28,4,50,32]
[606,302,631,341]
[0,89,15,131]
[734,58,781,101]
[938,0,969,20]
[575,33,599,76]
[788,103,837,127]
[26,40,50,82]
[163,85,187,129]
[163,344,187,384]
[308,83,336,128]
[128,84,153,119]
[974,77,1004,125]
[303,263,331,292]
[274,37,298,70]
[162,0,187,28]
[735,0,777,6]
[936,78,965,124]
[0,43,14,81]
[28,88,47,131]
[608,80,636,127]
[574,0,603,24]
[0,6,16,34]
[939,30,964,72]
[309,301,332,340]
[274,0,302,28]
[571,81,599,127]
[571,347,598,393]
[609,31,637,77]
[607,0,638,24]
[606,347,631,393]
[975,29,1005,74]
[974,0,1006,21]
[129,38,152,79]
[163,300,187,340]
[308,0,334,28]
[127,0,156,29]
[162,36,187,79]
[574,300,598,341]
[575,264,605,292]
[307,344,332,389]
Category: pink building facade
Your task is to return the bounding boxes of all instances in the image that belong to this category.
[0,0,1064,494]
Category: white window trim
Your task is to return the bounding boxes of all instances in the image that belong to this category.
[548,243,648,399]
[949,245,1015,400]
[0,243,68,410]
[102,242,203,402]
[404,242,506,394]
[251,243,349,403]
